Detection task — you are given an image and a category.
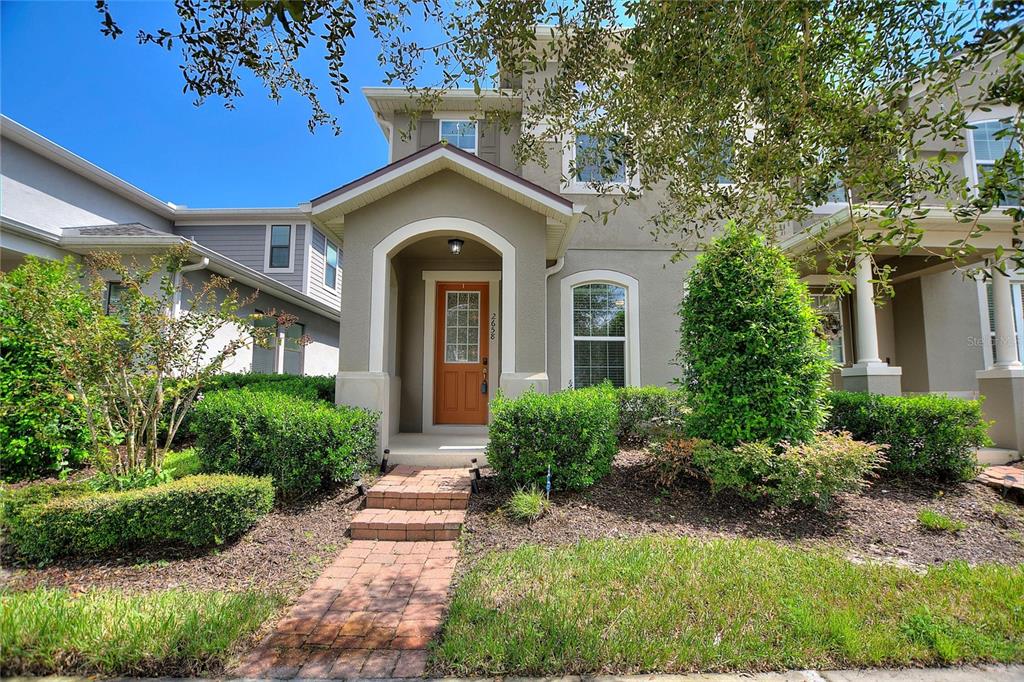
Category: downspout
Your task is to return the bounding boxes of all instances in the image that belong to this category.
[543,257,565,380]
[172,254,210,319]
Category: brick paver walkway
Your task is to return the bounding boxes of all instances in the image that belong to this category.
[233,466,471,679]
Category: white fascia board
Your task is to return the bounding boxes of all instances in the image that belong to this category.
[173,207,310,225]
[312,146,574,219]
[0,216,62,245]
[1,115,175,218]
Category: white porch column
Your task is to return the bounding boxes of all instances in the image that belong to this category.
[841,252,902,395]
[991,263,1023,369]
[275,328,286,374]
[977,258,1024,454]
[853,253,882,364]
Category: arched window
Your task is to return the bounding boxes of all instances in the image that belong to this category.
[560,270,641,388]
[969,120,1021,207]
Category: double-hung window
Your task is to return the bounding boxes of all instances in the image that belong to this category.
[325,240,339,289]
[267,225,293,270]
[811,293,845,364]
[970,120,1021,207]
[440,120,478,154]
[572,283,627,387]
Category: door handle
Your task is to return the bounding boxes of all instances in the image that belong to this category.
[481,379,488,394]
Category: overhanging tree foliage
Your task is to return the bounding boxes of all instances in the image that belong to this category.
[96,0,1022,274]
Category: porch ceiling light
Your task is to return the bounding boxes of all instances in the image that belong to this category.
[448,238,464,255]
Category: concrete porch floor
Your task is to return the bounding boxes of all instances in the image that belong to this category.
[385,431,489,468]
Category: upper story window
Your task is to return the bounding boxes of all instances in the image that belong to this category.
[969,120,1021,207]
[440,120,478,154]
[266,224,294,272]
[574,133,627,184]
[325,240,339,289]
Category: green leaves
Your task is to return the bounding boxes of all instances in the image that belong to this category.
[190,388,378,500]
[487,385,619,491]
[680,223,833,447]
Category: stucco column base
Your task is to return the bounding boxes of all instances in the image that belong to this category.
[336,371,399,459]
[840,363,903,395]
[976,367,1024,454]
[499,372,550,398]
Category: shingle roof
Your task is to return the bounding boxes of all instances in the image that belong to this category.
[66,223,166,237]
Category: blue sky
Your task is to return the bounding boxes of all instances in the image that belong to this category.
[1,1,434,207]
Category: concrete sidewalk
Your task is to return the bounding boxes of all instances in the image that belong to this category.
[9,665,1023,681]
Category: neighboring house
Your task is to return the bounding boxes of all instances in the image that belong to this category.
[2,50,1020,457]
[0,116,343,376]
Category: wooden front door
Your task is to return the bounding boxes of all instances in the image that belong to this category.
[434,282,489,425]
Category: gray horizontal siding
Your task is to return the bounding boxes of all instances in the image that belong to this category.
[174,223,306,293]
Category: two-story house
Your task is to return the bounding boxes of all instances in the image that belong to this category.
[2,60,1021,462]
[1,116,343,376]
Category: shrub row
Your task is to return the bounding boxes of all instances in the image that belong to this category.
[4,475,273,564]
[191,389,377,499]
[487,385,619,491]
[201,373,335,402]
[826,391,988,481]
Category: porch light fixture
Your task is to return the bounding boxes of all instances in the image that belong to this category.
[448,238,464,255]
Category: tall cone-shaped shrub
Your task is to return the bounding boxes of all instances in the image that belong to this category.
[679,223,833,447]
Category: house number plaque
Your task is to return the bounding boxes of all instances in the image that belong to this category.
[489,313,497,341]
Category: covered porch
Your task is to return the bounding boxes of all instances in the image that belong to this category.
[784,208,1024,455]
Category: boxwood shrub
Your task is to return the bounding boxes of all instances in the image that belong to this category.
[202,373,335,402]
[191,389,377,499]
[5,475,273,564]
[826,391,989,481]
[616,386,686,445]
[487,385,618,491]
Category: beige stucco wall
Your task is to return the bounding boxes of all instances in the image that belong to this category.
[338,169,549,379]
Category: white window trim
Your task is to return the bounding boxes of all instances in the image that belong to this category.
[264,223,297,273]
[560,269,641,388]
[561,133,637,195]
[324,237,339,290]
[439,118,478,155]
[964,116,1021,206]
[422,270,501,433]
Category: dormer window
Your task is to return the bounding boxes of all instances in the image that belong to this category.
[440,120,478,154]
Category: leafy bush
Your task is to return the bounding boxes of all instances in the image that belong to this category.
[0,257,93,481]
[917,508,966,533]
[191,389,377,499]
[5,475,273,564]
[616,386,686,446]
[648,435,705,488]
[679,225,833,447]
[487,385,618,491]
[506,487,550,522]
[826,391,988,481]
[691,431,887,510]
[202,373,335,402]
[164,448,202,479]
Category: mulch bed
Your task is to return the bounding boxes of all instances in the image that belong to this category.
[1,483,365,597]
[462,451,1024,569]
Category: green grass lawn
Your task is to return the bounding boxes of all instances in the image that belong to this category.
[0,587,283,676]
[435,536,1024,675]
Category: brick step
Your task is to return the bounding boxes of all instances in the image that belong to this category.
[366,465,472,511]
[351,508,465,541]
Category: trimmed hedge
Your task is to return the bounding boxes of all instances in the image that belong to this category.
[191,389,377,499]
[4,475,273,564]
[487,385,619,491]
[826,392,989,481]
[616,386,686,445]
[202,373,335,402]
